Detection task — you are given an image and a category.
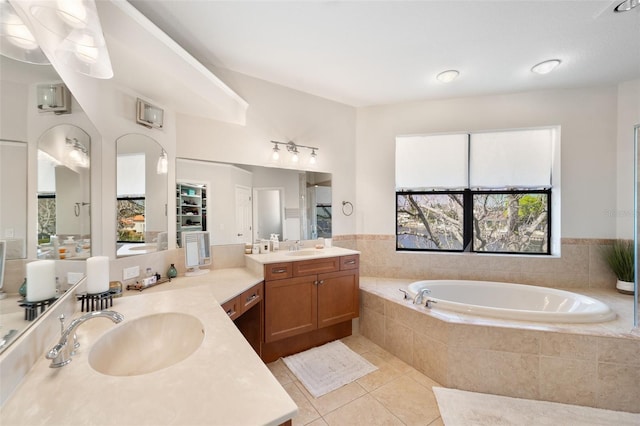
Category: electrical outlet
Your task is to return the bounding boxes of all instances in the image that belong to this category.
[123,266,140,281]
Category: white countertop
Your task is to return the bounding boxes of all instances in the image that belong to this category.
[0,271,297,426]
[245,246,359,265]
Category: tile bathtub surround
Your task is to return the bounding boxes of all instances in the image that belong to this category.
[358,277,640,414]
[355,236,619,289]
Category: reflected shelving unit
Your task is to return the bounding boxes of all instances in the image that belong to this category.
[176,183,207,247]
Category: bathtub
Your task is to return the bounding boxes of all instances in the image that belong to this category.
[407,280,616,323]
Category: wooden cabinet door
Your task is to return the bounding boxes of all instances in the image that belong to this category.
[264,276,318,342]
[317,270,359,329]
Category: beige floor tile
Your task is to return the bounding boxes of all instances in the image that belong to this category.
[282,381,321,426]
[306,418,329,426]
[267,359,295,386]
[371,375,441,426]
[427,417,445,426]
[295,381,368,416]
[406,366,442,389]
[357,353,405,392]
[323,394,404,426]
[341,333,383,355]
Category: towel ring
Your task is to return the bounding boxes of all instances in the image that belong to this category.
[342,201,353,216]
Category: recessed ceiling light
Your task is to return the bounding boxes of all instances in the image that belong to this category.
[614,0,639,12]
[531,59,561,75]
[436,70,459,83]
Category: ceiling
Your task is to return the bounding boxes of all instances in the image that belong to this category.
[128,0,639,107]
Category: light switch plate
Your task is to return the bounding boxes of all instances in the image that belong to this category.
[123,266,140,280]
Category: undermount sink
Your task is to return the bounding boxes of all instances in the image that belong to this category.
[285,249,324,257]
[89,312,204,377]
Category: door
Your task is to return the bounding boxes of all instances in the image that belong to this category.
[235,185,252,244]
[264,276,317,342]
[317,270,359,329]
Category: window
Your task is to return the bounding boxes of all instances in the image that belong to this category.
[117,198,146,242]
[396,128,557,255]
[116,153,146,243]
[37,194,56,243]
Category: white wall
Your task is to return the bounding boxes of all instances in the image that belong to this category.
[356,85,621,239]
[616,79,640,239]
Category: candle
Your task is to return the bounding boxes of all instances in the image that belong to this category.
[86,256,109,294]
[26,260,56,302]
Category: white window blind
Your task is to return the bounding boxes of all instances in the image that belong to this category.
[469,128,553,189]
[395,134,468,190]
[117,153,145,197]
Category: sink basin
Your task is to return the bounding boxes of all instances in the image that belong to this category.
[285,249,324,257]
[89,312,204,376]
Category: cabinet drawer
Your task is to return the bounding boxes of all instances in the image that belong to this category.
[221,296,241,321]
[265,262,293,280]
[240,282,263,314]
[340,255,359,271]
[293,257,340,277]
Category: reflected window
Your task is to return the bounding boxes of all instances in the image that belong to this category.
[37,194,56,243]
[117,198,146,242]
[316,204,332,238]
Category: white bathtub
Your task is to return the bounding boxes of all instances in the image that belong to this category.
[407,280,616,323]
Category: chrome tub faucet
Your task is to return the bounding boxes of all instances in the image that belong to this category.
[46,310,124,368]
[412,288,431,305]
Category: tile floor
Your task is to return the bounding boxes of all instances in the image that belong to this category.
[267,333,444,426]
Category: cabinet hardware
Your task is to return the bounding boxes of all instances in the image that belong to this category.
[273,268,287,274]
[318,280,324,285]
[246,294,258,303]
[226,309,236,317]
[345,260,356,265]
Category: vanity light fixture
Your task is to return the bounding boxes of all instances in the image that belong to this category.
[156,149,168,174]
[136,98,164,129]
[65,137,89,168]
[436,69,459,83]
[0,1,50,64]
[37,83,71,114]
[614,0,639,12]
[270,140,319,165]
[531,59,561,75]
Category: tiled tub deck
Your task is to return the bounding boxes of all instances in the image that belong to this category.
[359,277,640,414]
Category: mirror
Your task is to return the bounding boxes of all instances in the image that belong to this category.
[36,125,91,260]
[0,140,27,260]
[0,56,95,353]
[116,134,168,257]
[635,124,639,329]
[176,158,331,246]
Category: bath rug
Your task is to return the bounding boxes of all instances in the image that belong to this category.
[282,340,378,398]
[433,387,640,426]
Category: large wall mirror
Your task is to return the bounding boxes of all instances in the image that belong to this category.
[36,125,91,260]
[0,141,27,260]
[116,134,168,257]
[0,55,96,353]
[635,124,639,329]
[176,158,331,246]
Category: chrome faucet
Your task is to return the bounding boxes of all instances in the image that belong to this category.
[46,310,124,368]
[413,288,431,305]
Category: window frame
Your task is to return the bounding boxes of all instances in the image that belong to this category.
[396,188,552,255]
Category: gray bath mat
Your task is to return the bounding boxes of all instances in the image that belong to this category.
[282,340,378,398]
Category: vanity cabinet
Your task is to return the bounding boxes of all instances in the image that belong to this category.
[221,281,263,356]
[263,255,359,361]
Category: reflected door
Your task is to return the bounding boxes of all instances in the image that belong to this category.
[235,185,252,244]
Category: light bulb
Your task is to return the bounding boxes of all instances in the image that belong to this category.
[531,59,561,75]
[309,150,317,164]
[291,152,299,163]
[5,24,39,50]
[436,70,459,83]
[56,0,87,29]
[272,147,280,160]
